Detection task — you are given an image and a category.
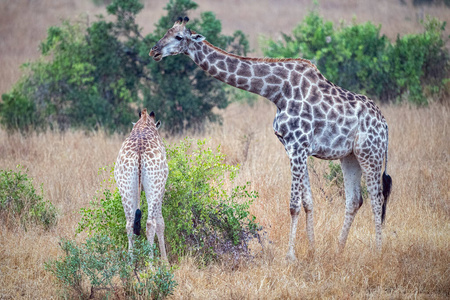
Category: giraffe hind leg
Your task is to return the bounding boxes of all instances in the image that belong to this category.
[358,157,384,250]
[115,166,140,252]
[338,154,363,251]
[156,216,168,260]
[145,203,167,260]
[120,196,138,251]
[142,168,168,260]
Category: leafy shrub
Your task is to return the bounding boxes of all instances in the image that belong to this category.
[44,235,176,299]
[324,161,344,188]
[261,9,449,104]
[0,166,57,230]
[163,138,261,262]
[77,169,129,246]
[0,0,249,134]
[77,138,263,263]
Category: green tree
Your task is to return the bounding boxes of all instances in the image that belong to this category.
[144,1,249,133]
[0,0,249,133]
[261,9,449,104]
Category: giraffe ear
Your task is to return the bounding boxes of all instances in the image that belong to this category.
[174,16,183,26]
[191,33,205,42]
[155,120,161,129]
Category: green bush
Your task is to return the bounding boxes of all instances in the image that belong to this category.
[44,235,177,299]
[261,9,449,104]
[77,168,129,246]
[77,138,263,263]
[0,0,249,134]
[163,138,261,262]
[0,166,57,230]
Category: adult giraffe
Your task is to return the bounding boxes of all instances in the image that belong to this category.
[115,109,168,260]
[149,17,392,260]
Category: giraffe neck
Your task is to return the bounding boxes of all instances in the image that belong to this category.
[187,40,319,109]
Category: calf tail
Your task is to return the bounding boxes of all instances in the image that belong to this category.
[133,209,142,235]
[381,125,392,224]
[133,132,143,236]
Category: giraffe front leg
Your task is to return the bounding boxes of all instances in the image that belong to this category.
[301,170,315,254]
[286,152,314,261]
[287,201,300,261]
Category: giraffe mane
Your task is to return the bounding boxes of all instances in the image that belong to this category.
[140,108,148,122]
[200,38,319,71]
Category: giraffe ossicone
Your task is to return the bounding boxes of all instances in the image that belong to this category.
[150,17,392,260]
[115,108,169,260]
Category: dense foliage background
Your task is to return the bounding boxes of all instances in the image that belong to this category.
[0,0,249,134]
[1,0,448,133]
[261,9,449,104]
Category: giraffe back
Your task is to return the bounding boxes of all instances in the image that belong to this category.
[114,109,168,215]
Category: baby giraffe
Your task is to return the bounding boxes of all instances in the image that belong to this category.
[115,109,168,260]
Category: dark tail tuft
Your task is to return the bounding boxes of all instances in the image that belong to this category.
[133,209,142,235]
[381,171,392,224]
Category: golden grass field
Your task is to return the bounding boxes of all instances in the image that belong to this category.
[1,101,449,299]
[0,0,449,299]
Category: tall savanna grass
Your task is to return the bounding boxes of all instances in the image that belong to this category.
[0,100,448,298]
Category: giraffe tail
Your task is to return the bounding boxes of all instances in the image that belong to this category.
[381,125,392,225]
[133,209,142,235]
[133,134,143,236]
[133,164,142,235]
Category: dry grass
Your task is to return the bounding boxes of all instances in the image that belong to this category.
[1,100,449,299]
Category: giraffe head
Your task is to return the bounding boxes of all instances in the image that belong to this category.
[149,16,205,61]
[134,108,161,129]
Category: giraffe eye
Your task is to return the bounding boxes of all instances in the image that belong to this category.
[175,36,183,41]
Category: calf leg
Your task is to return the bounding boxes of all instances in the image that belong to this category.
[156,215,167,261]
[146,216,157,259]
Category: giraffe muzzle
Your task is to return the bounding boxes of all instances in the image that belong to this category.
[149,46,162,61]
